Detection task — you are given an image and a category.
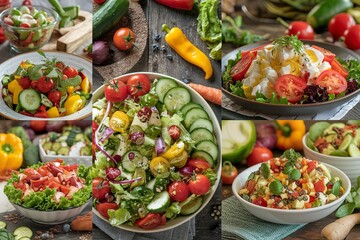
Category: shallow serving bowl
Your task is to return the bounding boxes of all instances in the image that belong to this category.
[92,72,222,233]
[303,133,360,186]
[232,162,351,224]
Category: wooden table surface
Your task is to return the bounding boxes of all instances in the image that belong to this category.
[92,0,221,239]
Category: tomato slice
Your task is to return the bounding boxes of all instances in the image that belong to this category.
[312,45,336,63]
[97,202,118,219]
[252,197,267,207]
[314,179,326,192]
[331,59,348,78]
[316,70,347,94]
[241,44,268,58]
[230,52,257,81]
[275,74,307,103]
[135,213,162,229]
[306,161,317,174]
[245,179,256,194]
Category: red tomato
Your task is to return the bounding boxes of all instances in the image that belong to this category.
[34,111,48,118]
[344,25,360,50]
[160,214,166,225]
[245,179,256,194]
[18,76,31,89]
[126,74,151,97]
[314,179,326,192]
[186,159,211,173]
[329,13,356,41]
[252,197,267,207]
[286,21,314,40]
[113,28,136,51]
[97,202,118,219]
[275,74,307,103]
[311,45,336,63]
[92,178,111,200]
[104,79,128,103]
[316,70,347,94]
[221,161,238,185]
[62,66,79,78]
[307,161,317,174]
[331,59,348,78]
[56,61,65,69]
[230,51,257,81]
[30,80,37,90]
[167,181,190,202]
[0,27,6,44]
[188,174,211,195]
[19,110,33,117]
[168,125,181,140]
[37,76,54,94]
[48,90,61,106]
[30,120,47,132]
[135,213,162,230]
[20,22,31,28]
[93,0,106,4]
[247,147,273,167]
[241,44,268,58]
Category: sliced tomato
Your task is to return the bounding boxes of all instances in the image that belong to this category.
[275,74,307,103]
[316,70,347,94]
[312,45,335,63]
[241,44,268,58]
[135,213,162,229]
[245,179,256,194]
[252,197,267,207]
[97,202,118,219]
[307,161,317,174]
[314,179,326,192]
[229,52,257,81]
[309,196,315,203]
[331,59,348,78]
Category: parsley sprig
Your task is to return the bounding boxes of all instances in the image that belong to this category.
[273,36,304,54]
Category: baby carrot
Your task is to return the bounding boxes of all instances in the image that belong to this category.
[188,83,221,105]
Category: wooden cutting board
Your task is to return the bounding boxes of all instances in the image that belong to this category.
[41,10,92,53]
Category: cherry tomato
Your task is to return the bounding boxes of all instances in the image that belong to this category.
[221,161,238,185]
[286,21,314,40]
[56,61,65,69]
[344,25,360,50]
[247,147,273,167]
[0,27,6,44]
[93,0,106,4]
[126,74,151,98]
[314,179,326,192]
[96,202,118,219]
[186,159,211,173]
[230,51,257,81]
[241,44,268,58]
[135,213,162,230]
[252,197,267,207]
[18,76,31,89]
[316,70,347,94]
[62,66,79,78]
[104,79,128,103]
[48,90,61,106]
[29,120,47,132]
[34,111,48,118]
[37,76,54,94]
[168,125,181,140]
[311,45,336,63]
[328,13,356,41]
[20,22,31,28]
[113,28,136,51]
[167,181,190,202]
[30,80,37,89]
[188,174,211,195]
[275,74,306,103]
[92,178,111,200]
[331,59,348,78]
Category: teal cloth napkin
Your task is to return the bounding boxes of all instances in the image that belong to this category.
[222,196,306,240]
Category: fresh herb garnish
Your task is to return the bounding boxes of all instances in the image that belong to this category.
[273,36,304,54]
[281,149,302,167]
[229,81,245,97]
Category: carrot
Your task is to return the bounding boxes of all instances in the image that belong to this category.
[321,213,360,240]
[71,211,92,232]
[188,83,221,105]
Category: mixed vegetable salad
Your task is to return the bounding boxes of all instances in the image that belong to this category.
[4,159,92,210]
[1,52,91,118]
[92,74,219,229]
[223,36,360,104]
[239,150,344,209]
[306,122,360,157]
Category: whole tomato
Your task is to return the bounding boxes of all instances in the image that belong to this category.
[0,27,6,44]
[344,25,360,50]
[188,174,211,195]
[104,79,128,103]
[127,74,151,98]
[221,161,238,185]
[92,178,111,200]
[285,21,314,40]
[18,76,31,89]
[62,66,79,78]
[113,28,136,51]
[48,90,61,106]
[167,181,190,202]
[247,147,273,167]
[328,13,356,41]
[37,76,54,94]
[30,120,47,132]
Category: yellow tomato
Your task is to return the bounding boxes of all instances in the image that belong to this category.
[80,77,91,94]
[109,111,129,133]
[150,157,170,177]
[47,106,60,118]
[161,141,185,159]
[64,95,84,115]
[169,150,188,168]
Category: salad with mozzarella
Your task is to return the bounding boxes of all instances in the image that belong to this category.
[239,150,344,209]
[223,36,360,104]
[92,74,219,229]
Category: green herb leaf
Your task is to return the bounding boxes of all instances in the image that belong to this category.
[281,149,302,167]
[229,81,245,97]
[60,75,81,89]
[335,202,355,218]
[28,65,43,80]
[260,163,270,179]
[37,50,46,59]
[269,179,283,195]
[289,168,301,180]
[273,36,303,54]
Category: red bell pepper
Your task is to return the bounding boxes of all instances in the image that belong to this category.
[154,0,194,10]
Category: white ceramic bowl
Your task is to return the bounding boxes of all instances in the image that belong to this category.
[11,201,90,225]
[0,51,92,120]
[92,72,221,233]
[232,162,351,224]
[303,133,360,186]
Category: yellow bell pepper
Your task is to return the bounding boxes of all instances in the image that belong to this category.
[47,106,60,118]
[275,120,306,151]
[162,24,213,80]
[80,77,91,94]
[64,95,84,115]
[109,111,129,133]
[67,86,75,95]
[8,80,21,94]
[13,86,23,105]
[150,157,170,177]
[0,133,23,174]
[161,141,185,160]
[20,61,33,69]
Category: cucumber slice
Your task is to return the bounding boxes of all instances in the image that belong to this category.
[18,89,41,111]
[51,142,62,152]
[17,237,31,240]
[145,178,156,191]
[190,128,214,145]
[339,134,353,151]
[147,191,170,213]
[42,142,52,151]
[196,140,218,163]
[164,87,191,114]
[191,150,214,167]
[121,151,142,173]
[0,221,6,229]
[155,78,178,102]
[180,196,204,215]
[180,102,203,116]
[14,226,32,239]
[189,118,214,133]
[184,108,209,129]
[348,143,360,157]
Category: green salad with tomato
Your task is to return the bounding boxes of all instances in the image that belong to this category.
[92,74,219,229]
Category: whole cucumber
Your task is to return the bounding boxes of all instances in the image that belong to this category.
[93,0,130,39]
[307,0,353,29]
